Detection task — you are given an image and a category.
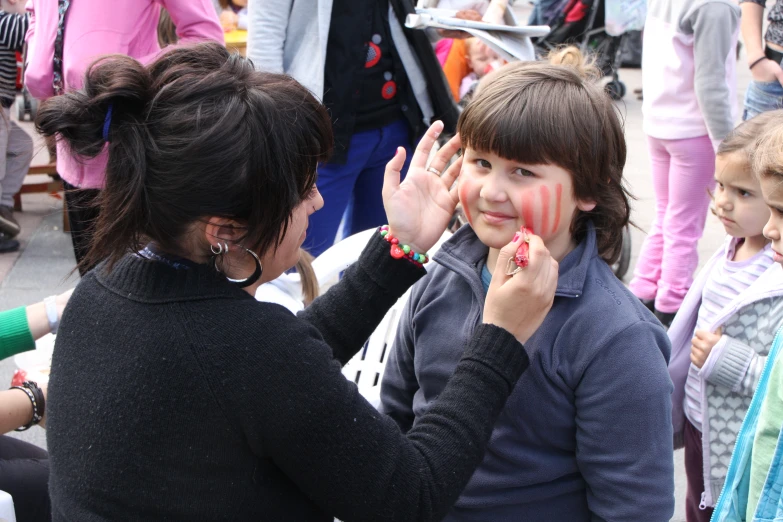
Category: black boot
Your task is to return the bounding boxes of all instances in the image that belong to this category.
[0,205,20,238]
[654,309,678,329]
[0,232,19,253]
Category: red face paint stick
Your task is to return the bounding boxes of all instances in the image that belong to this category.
[514,226,531,268]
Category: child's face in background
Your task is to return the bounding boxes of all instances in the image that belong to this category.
[458,148,595,261]
[760,175,783,264]
[467,42,494,78]
[714,152,770,241]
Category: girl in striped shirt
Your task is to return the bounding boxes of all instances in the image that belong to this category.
[667,110,783,521]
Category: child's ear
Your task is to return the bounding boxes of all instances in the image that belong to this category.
[577,199,597,212]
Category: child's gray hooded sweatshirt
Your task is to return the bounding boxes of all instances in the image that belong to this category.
[381,223,675,521]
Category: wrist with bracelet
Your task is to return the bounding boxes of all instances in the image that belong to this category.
[750,55,768,70]
[44,295,60,334]
[379,226,430,267]
[11,380,45,431]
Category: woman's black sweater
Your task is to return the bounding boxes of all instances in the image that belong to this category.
[46,234,529,522]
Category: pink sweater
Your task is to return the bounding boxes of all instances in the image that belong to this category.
[24,0,223,189]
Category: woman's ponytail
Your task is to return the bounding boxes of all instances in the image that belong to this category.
[36,55,154,271]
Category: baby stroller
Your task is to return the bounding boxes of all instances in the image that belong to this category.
[534,0,630,100]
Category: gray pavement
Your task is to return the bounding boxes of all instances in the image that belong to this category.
[0,51,755,522]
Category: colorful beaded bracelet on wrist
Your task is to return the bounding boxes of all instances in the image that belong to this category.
[379,225,429,267]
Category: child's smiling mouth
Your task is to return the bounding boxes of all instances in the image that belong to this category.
[480,211,515,225]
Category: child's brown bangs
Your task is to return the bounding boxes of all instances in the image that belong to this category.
[458,77,586,174]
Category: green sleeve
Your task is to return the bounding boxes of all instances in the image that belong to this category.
[747,358,783,520]
[0,306,35,361]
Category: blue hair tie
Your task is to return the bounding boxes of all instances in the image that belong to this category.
[102,103,114,142]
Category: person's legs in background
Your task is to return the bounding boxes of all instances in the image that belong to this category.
[63,182,102,275]
[0,107,32,253]
[656,135,715,318]
[303,128,381,257]
[0,435,50,522]
[630,136,671,309]
[349,119,412,235]
[742,79,783,121]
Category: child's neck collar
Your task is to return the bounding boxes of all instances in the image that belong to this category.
[732,235,770,262]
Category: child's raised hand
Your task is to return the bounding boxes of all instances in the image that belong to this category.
[690,328,723,369]
[382,121,462,255]
[483,233,558,345]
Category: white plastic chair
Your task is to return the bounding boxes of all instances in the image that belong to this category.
[312,229,452,408]
[0,489,16,522]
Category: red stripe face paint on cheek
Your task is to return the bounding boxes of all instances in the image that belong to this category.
[539,185,550,236]
[551,183,563,234]
[521,190,535,234]
[459,182,473,225]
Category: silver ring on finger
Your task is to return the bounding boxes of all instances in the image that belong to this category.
[426,166,442,176]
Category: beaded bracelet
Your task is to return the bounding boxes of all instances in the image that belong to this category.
[380,225,429,267]
[12,381,44,431]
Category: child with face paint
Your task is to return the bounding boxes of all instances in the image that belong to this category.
[380,47,675,521]
[667,111,783,521]
[705,114,783,522]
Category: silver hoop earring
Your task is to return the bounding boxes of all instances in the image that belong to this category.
[225,248,263,288]
[210,242,231,256]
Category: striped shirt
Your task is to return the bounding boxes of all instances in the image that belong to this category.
[684,240,774,430]
[0,11,28,108]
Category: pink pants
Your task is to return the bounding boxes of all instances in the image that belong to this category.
[629,135,715,313]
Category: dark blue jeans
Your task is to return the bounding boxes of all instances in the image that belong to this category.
[303,119,412,257]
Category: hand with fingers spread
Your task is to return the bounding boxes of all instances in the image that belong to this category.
[382,121,463,254]
[690,328,723,369]
[484,233,558,345]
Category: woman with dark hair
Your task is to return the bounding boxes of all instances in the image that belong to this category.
[39,42,557,521]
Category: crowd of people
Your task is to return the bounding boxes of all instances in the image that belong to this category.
[0,0,781,521]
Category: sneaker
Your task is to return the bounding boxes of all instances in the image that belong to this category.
[654,309,678,330]
[0,205,20,238]
[0,232,19,253]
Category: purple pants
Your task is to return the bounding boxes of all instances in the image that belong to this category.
[629,135,715,313]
